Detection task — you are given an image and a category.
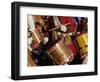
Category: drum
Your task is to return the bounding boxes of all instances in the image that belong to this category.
[76,33,88,59]
[32,27,44,45]
[47,38,74,65]
[63,34,78,56]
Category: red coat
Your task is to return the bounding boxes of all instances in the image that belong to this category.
[58,16,76,32]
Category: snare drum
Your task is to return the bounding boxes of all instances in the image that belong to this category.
[76,33,88,59]
[63,34,78,56]
[32,27,44,44]
[47,38,74,65]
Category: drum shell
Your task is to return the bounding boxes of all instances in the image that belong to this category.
[76,33,88,59]
[32,27,44,47]
[47,38,74,65]
[63,34,78,56]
